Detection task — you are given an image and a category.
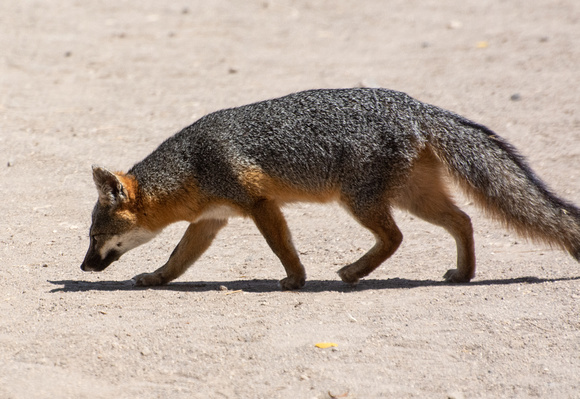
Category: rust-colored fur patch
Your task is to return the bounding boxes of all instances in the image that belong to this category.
[239,165,339,204]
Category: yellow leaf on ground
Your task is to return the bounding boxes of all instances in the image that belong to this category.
[315,342,338,349]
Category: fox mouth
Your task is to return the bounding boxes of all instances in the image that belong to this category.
[80,249,121,272]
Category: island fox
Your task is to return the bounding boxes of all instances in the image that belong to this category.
[80,88,580,290]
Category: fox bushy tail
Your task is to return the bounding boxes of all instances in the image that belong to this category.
[421,105,580,261]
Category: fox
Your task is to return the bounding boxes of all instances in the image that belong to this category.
[80,88,580,290]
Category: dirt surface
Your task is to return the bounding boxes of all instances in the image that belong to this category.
[1,1,579,398]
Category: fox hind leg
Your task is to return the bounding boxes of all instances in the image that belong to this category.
[394,149,475,283]
[338,201,403,286]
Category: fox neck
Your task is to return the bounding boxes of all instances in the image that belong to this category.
[119,173,204,232]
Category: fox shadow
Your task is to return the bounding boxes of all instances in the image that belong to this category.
[47,275,580,294]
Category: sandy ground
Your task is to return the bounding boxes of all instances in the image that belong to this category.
[1,1,579,398]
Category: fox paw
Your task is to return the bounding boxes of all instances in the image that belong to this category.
[443,269,473,283]
[132,272,166,287]
[337,266,360,286]
[278,276,305,291]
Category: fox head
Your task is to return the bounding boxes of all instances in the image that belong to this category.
[80,166,157,272]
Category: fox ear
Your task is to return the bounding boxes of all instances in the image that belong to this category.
[92,165,127,206]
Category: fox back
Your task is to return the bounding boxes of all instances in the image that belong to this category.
[129,89,425,208]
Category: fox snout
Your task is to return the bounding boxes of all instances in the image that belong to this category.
[80,247,121,272]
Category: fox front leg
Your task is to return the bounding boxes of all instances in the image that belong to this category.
[249,199,306,290]
[133,219,227,287]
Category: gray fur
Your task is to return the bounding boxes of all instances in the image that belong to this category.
[131,89,425,206]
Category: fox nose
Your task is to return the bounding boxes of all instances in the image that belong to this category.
[80,260,105,272]
[80,250,103,272]
[80,260,99,271]
[81,249,121,272]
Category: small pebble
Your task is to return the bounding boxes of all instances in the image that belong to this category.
[447,20,463,30]
[510,93,522,101]
[358,78,380,89]
[140,347,151,356]
[219,285,228,291]
[447,390,465,399]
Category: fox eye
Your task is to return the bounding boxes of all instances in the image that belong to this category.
[91,233,106,243]
[116,242,122,248]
